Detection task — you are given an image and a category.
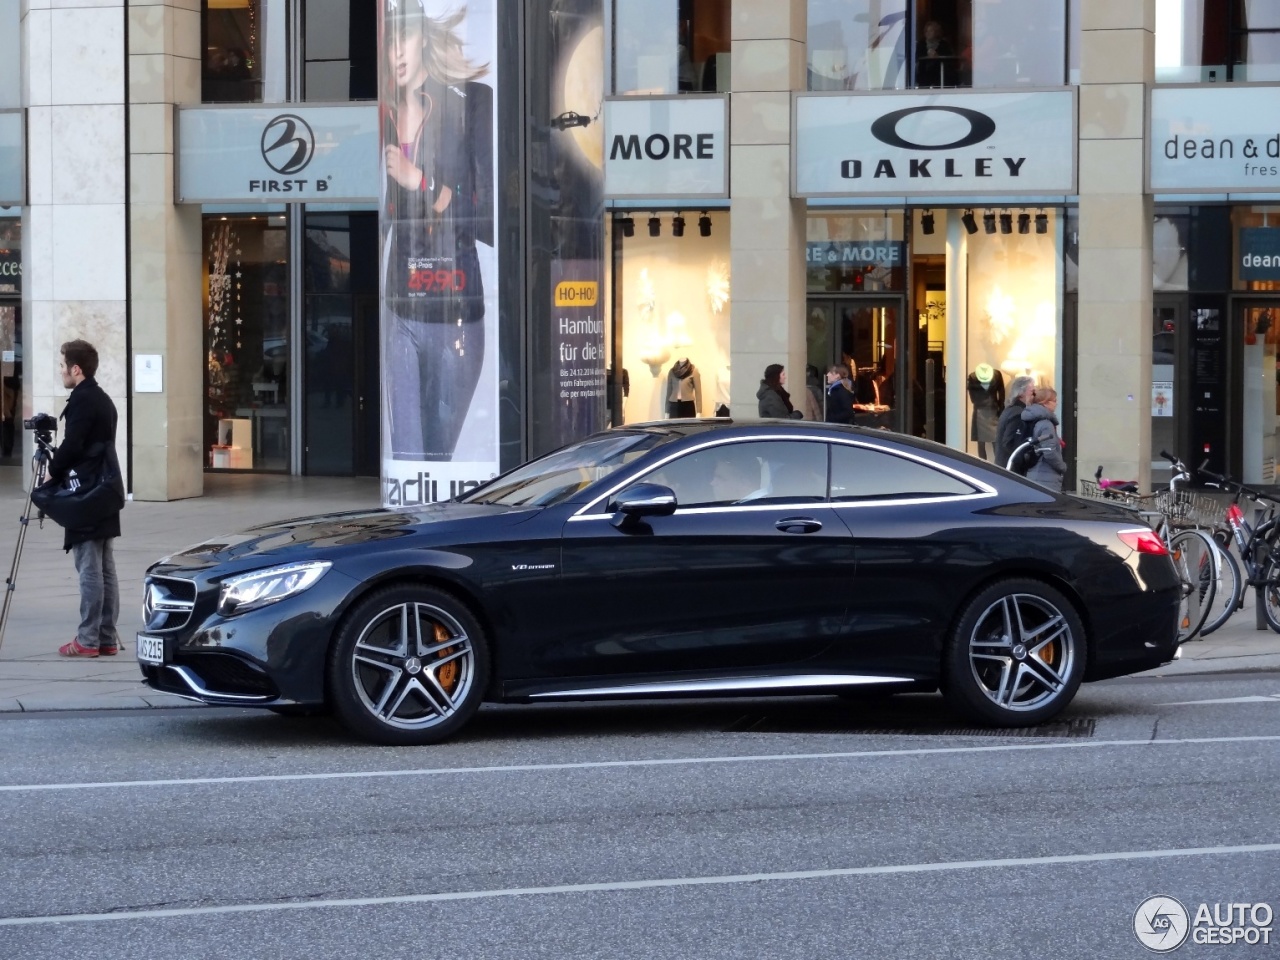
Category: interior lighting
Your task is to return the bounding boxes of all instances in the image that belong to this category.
[983,211,996,234]
[920,210,935,235]
[1017,212,1030,234]
[961,209,978,234]
[999,212,1013,234]
[648,216,662,237]
[672,213,685,237]
[619,216,634,238]
[698,212,712,237]
[1035,210,1048,234]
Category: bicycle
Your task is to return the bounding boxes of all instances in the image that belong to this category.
[1198,465,1280,635]
[1078,453,1223,642]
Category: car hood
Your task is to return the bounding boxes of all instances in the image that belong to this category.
[150,502,536,576]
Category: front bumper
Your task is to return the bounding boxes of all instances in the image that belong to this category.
[138,568,359,706]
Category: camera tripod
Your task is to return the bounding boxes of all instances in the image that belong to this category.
[0,429,56,654]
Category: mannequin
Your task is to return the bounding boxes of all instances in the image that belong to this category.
[666,357,702,418]
[966,362,1005,460]
[715,363,730,418]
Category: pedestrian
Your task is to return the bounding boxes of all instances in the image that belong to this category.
[1022,386,1067,492]
[824,364,856,424]
[756,364,802,419]
[995,374,1035,467]
[51,340,124,658]
[801,364,824,421]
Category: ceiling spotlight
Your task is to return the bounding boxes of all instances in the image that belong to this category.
[961,209,978,235]
[1035,210,1048,234]
[698,211,712,237]
[618,216,634,238]
[672,214,685,237]
[648,216,661,237]
[1017,212,1030,235]
[983,211,996,234]
[999,213,1013,234]
[920,210,935,235]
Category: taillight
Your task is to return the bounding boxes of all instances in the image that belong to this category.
[1227,504,1244,525]
[1117,529,1169,555]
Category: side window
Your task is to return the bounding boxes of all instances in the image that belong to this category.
[635,441,829,508]
[830,444,976,501]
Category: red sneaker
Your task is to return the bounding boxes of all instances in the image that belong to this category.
[58,640,99,658]
[99,644,119,656]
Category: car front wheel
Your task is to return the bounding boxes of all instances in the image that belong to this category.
[327,584,489,745]
[943,579,1085,726]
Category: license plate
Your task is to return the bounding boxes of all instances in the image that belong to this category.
[136,634,165,664]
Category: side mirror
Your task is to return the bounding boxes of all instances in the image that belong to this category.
[610,483,677,527]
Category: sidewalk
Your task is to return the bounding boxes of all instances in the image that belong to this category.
[0,466,1276,713]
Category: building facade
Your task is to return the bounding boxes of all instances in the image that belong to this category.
[3,0,1279,500]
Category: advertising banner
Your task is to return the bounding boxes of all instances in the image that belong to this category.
[379,0,499,505]
[603,95,727,199]
[794,90,1076,197]
[1240,228,1280,280]
[177,104,378,203]
[1151,86,1280,193]
[0,110,23,207]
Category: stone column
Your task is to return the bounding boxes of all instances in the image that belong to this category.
[128,0,203,500]
[22,0,129,482]
[728,0,807,418]
[1076,0,1154,488]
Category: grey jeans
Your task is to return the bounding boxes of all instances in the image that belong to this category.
[71,538,119,650]
[387,309,484,461]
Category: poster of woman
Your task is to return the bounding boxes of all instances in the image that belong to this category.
[380,0,497,504]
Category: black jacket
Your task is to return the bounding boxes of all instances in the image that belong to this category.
[825,380,856,425]
[50,377,122,549]
[995,398,1028,468]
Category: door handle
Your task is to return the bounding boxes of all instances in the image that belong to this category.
[775,517,822,534]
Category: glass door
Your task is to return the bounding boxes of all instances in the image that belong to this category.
[806,296,904,430]
[1151,298,1184,488]
[1234,300,1280,485]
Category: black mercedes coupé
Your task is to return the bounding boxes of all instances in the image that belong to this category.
[138,421,1182,744]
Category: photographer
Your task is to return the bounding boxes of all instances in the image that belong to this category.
[51,340,123,658]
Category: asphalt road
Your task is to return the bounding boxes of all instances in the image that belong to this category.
[1,672,1278,959]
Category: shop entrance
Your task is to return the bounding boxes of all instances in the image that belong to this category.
[1152,296,1185,487]
[0,296,17,464]
[806,296,903,430]
[1231,299,1280,485]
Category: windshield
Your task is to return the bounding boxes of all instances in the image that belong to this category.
[460,432,669,507]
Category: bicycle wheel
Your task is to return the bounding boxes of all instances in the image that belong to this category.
[1198,541,1242,637]
[1262,561,1280,635]
[1169,529,1218,642]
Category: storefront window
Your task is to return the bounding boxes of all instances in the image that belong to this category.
[612,210,730,422]
[964,208,1061,462]
[0,217,19,463]
[1157,0,1280,82]
[202,0,288,102]
[806,0,1067,91]
[203,214,289,471]
[304,0,376,100]
[613,0,730,94]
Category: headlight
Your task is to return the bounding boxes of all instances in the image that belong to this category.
[217,561,332,617]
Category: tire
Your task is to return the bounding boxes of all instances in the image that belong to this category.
[1169,529,1218,642]
[1198,542,1242,638]
[942,578,1086,727]
[1261,562,1280,635]
[326,584,489,746]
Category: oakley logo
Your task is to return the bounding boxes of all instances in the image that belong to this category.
[261,114,316,175]
[870,106,997,151]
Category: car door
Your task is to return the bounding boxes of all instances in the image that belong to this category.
[547,438,857,680]
[827,440,992,677]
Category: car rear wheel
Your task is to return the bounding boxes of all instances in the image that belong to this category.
[327,584,489,746]
[943,579,1085,726]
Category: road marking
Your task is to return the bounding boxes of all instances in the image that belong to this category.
[2,843,1278,928]
[2,734,1280,794]
[1160,694,1280,706]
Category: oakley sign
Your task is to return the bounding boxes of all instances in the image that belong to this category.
[794,90,1076,197]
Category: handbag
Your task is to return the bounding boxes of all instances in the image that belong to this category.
[31,441,125,531]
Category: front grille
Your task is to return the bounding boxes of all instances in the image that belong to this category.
[177,653,278,697]
[142,576,196,632]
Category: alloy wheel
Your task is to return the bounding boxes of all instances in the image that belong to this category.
[967,593,1076,713]
[349,602,475,730]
